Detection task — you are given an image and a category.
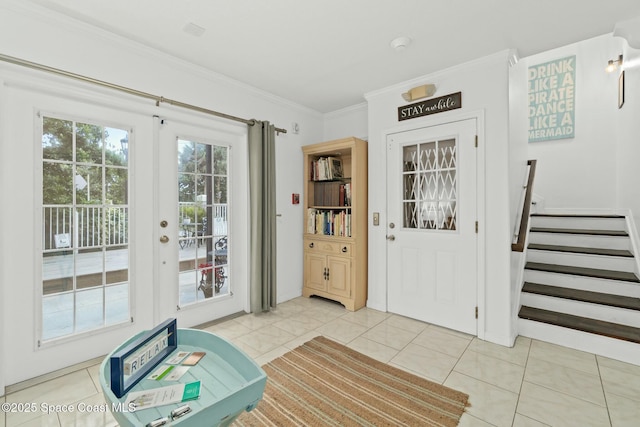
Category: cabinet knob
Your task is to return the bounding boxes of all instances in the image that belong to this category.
[341,246,347,253]
[309,242,314,248]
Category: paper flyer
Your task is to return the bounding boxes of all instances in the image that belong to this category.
[147,365,174,381]
[166,351,191,365]
[164,366,190,381]
[125,380,201,410]
[147,365,190,381]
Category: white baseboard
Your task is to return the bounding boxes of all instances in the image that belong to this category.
[518,318,640,366]
[481,331,515,347]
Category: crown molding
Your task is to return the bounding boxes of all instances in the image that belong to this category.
[323,102,367,119]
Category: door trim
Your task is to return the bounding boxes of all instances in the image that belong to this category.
[382,109,486,340]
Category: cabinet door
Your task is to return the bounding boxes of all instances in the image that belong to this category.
[305,252,327,292]
[327,256,351,297]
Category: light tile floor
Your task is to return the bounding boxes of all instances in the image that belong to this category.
[3,296,640,426]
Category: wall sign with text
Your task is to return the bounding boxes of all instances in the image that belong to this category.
[398,92,462,121]
[528,55,575,142]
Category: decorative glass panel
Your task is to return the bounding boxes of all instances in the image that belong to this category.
[402,138,457,230]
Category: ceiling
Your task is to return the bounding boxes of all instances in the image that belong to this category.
[26,0,640,113]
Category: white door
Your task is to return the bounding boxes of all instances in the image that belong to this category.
[156,117,248,327]
[387,119,477,335]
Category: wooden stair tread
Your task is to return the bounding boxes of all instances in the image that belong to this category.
[522,282,640,311]
[525,262,640,283]
[527,243,634,257]
[518,306,640,344]
[530,227,628,236]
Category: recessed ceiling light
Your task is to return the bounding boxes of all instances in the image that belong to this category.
[183,22,206,37]
[390,36,412,51]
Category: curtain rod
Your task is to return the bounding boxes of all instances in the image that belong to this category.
[0,53,287,134]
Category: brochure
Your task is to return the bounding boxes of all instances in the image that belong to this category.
[147,365,189,381]
[166,350,191,365]
[125,380,201,410]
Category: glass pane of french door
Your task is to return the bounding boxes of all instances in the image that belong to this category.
[177,139,230,306]
[41,116,130,341]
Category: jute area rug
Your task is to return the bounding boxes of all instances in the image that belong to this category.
[234,336,469,426]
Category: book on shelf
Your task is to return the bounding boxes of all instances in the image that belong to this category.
[307,208,316,234]
[327,157,343,179]
[312,181,351,207]
[307,208,351,237]
[313,182,324,205]
[324,182,333,206]
[310,156,343,181]
[344,182,351,206]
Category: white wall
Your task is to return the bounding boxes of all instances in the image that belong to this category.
[0,1,323,389]
[520,35,624,211]
[323,103,368,141]
[364,51,515,346]
[616,40,640,227]
[508,53,534,339]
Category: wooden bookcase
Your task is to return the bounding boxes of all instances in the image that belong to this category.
[302,137,367,311]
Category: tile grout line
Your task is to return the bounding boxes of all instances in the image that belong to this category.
[511,337,534,427]
[596,356,614,427]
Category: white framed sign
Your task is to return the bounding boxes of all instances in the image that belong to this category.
[528,55,576,142]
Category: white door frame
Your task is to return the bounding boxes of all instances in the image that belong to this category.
[382,109,486,339]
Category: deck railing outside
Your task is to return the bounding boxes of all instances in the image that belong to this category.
[44,204,228,250]
[178,203,228,236]
[43,206,128,250]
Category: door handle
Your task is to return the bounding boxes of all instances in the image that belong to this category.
[386,235,395,241]
[160,235,170,243]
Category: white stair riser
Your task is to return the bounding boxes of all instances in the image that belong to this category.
[527,250,637,273]
[528,232,631,251]
[520,293,640,327]
[530,216,627,231]
[518,319,640,366]
[524,270,640,298]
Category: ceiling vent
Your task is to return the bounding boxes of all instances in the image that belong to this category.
[183,22,206,37]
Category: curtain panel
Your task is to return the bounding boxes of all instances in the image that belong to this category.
[248,121,277,312]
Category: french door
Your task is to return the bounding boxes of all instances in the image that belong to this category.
[386,119,478,335]
[155,117,248,327]
[2,78,249,387]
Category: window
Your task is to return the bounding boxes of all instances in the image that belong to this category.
[41,116,130,341]
[177,139,230,306]
[402,138,457,230]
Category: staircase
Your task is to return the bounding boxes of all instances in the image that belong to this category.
[518,213,640,364]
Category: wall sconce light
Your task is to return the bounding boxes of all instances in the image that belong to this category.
[606,54,623,73]
[402,84,437,102]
